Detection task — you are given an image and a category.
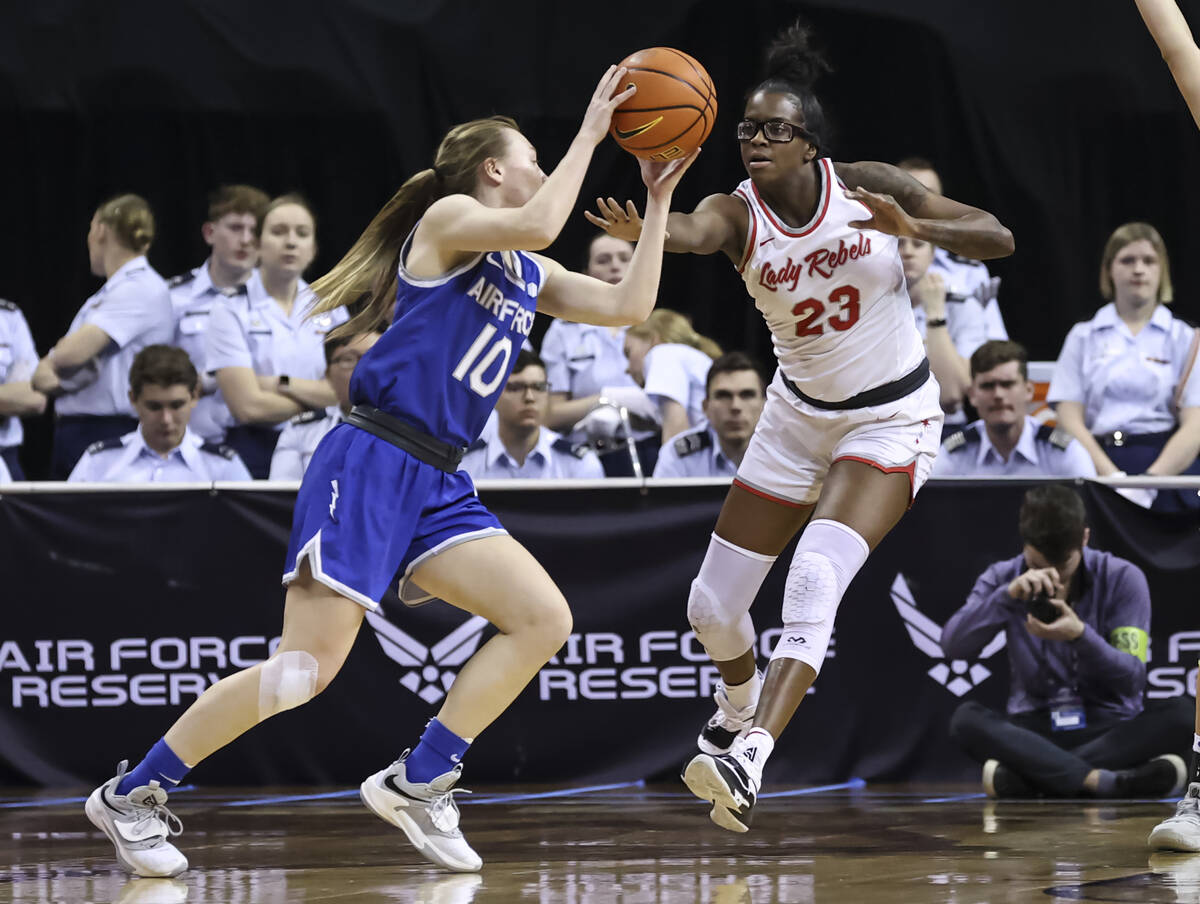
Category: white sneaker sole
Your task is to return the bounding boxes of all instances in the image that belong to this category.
[358,772,482,872]
[682,756,750,834]
[1148,821,1200,852]
[85,788,187,878]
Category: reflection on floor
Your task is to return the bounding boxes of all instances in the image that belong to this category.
[0,783,1195,903]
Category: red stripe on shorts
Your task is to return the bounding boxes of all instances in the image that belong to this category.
[833,455,918,506]
[732,478,810,509]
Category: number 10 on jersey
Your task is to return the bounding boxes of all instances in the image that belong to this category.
[453,323,513,397]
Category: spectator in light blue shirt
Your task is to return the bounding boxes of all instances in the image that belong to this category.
[0,298,46,479]
[1049,222,1200,510]
[460,349,604,481]
[168,184,270,442]
[68,345,250,483]
[206,195,345,477]
[32,194,174,478]
[935,341,1096,478]
[654,352,766,478]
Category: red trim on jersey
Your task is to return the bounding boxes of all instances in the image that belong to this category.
[749,157,832,238]
[734,188,757,274]
[833,455,918,506]
[732,478,810,509]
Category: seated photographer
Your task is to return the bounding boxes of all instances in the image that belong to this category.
[460,349,604,481]
[653,351,765,478]
[944,484,1192,798]
[934,340,1096,477]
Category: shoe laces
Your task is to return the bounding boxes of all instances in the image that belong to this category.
[126,787,184,840]
[1176,786,1200,819]
[427,787,471,834]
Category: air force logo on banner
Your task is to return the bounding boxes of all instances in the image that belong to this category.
[364,610,489,704]
[891,574,1005,697]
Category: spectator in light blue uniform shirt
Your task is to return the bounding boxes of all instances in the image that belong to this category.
[624,308,721,444]
[205,194,346,477]
[1049,222,1200,510]
[0,297,47,478]
[654,352,766,478]
[168,185,270,442]
[269,328,384,480]
[68,345,250,483]
[935,341,1096,478]
[898,230,987,432]
[460,349,604,481]
[33,194,174,478]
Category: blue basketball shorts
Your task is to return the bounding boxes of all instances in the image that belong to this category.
[282,423,506,610]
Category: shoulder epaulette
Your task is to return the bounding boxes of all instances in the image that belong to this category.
[167,271,197,289]
[289,409,324,426]
[199,442,237,461]
[943,423,982,454]
[1036,424,1074,451]
[673,429,713,458]
[467,437,488,453]
[551,437,589,459]
[947,251,983,267]
[0,298,18,312]
[85,437,124,455]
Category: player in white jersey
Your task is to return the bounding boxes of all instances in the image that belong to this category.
[590,20,1013,832]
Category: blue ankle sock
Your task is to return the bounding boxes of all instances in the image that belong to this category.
[405,718,470,783]
[116,738,190,796]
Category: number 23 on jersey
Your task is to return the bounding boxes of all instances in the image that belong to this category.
[793,284,861,337]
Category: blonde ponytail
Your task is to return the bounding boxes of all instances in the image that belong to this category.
[309,115,520,340]
[628,309,722,360]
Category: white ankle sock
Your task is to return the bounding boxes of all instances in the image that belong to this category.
[735,728,775,779]
[724,671,762,711]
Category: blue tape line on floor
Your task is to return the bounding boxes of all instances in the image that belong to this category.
[758,778,867,799]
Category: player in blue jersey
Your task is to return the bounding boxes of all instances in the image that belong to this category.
[85,64,697,876]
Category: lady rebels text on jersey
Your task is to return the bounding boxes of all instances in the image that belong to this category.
[734,158,926,404]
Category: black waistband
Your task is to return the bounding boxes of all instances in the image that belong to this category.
[780,358,931,411]
[1093,429,1173,448]
[345,405,465,473]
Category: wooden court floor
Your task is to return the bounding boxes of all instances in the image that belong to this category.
[1,782,1197,903]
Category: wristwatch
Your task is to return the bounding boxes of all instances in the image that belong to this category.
[927,318,948,328]
[278,374,291,388]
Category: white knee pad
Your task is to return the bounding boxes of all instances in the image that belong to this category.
[770,519,869,675]
[686,533,776,661]
[258,650,319,721]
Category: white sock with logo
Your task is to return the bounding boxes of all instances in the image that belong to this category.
[733,728,774,784]
[724,670,762,712]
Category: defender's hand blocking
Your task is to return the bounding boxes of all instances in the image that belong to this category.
[578,66,637,147]
[585,197,647,241]
[640,148,700,202]
[846,187,919,238]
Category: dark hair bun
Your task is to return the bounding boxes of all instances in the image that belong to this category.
[762,20,831,90]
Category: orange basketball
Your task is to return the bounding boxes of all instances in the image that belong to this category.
[610,47,717,161]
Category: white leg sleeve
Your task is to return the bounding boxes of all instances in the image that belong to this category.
[770,519,870,675]
[687,534,777,662]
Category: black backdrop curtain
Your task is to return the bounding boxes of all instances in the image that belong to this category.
[2,0,1199,476]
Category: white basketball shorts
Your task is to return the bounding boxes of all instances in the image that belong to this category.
[734,370,944,507]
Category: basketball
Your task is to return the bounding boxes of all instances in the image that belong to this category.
[610,47,717,161]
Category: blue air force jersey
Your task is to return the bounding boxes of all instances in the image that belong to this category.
[350,231,543,447]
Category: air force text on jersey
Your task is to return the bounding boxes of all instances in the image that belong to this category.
[467,259,536,339]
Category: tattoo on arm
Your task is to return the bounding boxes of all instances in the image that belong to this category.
[836,161,927,214]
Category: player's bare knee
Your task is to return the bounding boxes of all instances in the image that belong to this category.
[258,650,320,721]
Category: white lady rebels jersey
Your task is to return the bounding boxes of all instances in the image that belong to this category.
[734,157,926,403]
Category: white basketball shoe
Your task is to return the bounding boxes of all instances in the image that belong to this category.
[85,761,187,878]
[359,751,481,872]
[697,681,757,756]
[1149,783,1200,852]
